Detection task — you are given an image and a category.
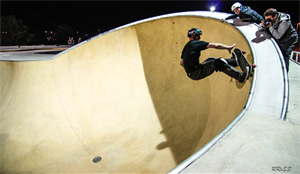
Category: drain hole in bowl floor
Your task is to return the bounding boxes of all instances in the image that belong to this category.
[93,156,102,163]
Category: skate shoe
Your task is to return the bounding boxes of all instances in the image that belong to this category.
[239,66,249,83]
[226,52,239,67]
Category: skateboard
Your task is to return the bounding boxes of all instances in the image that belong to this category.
[233,48,255,79]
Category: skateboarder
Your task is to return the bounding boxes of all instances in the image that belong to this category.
[180,28,249,83]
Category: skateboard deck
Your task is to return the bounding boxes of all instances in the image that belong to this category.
[233,48,253,79]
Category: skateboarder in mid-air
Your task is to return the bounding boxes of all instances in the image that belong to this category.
[180,28,250,83]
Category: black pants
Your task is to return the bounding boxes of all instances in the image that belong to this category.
[188,57,244,82]
[278,38,298,72]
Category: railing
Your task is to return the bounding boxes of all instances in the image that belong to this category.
[290,51,300,65]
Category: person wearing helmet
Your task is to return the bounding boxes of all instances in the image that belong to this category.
[180,28,249,83]
[221,2,264,24]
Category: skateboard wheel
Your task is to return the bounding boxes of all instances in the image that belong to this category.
[252,64,257,68]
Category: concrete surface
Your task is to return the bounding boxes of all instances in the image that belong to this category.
[181,60,300,172]
[0,13,253,173]
[0,45,68,52]
[0,12,252,173]
[0,49,65,61]
[237,22,285,119]
[286,61,300,125]
[181,112,300,173]
[0,11,298,173]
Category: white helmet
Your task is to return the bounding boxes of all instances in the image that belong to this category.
[231,2,242,12]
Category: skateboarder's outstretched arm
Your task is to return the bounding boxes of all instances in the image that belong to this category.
[207,43,236,54]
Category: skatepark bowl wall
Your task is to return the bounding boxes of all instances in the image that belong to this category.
[0,13,253,173]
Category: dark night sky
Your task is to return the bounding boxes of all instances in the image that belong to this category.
[1,0,300,34]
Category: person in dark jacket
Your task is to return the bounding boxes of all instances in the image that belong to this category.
[259,8,298,72]
[221,2,264,24]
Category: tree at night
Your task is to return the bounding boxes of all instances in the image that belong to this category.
[1,15,35,46]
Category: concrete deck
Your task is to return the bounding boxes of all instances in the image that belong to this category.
[0,45,68,61]
[0,12,299,173]
[181,60,300,174]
